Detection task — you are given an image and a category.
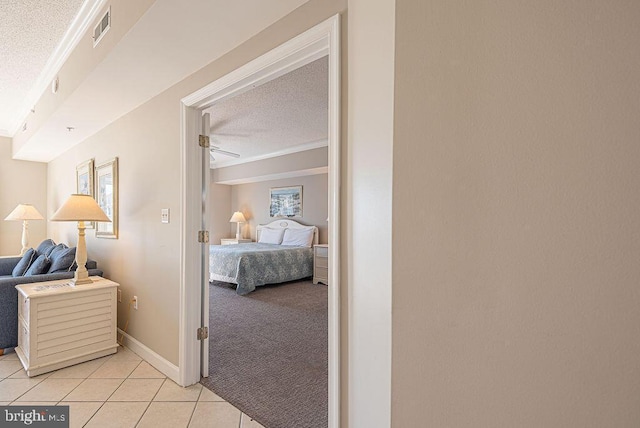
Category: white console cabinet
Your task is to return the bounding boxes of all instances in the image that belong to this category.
[15,276,119,377]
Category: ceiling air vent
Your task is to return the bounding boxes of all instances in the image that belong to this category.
[93,7,111,47]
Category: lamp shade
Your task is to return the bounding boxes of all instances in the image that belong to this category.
[4,204,44,221]
[229,211,246,223]
[51,194,111,222]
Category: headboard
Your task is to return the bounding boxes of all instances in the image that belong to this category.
[256,219,319,246]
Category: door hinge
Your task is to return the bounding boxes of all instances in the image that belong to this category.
[197,326,208,340]
[198,230,209,243]
[198,134,210,148]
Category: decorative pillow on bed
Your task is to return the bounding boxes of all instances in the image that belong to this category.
[281,228,315,247]
[258,227,285,244]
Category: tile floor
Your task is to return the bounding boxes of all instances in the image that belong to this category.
[0,346,264,428]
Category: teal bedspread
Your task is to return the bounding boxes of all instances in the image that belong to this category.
[209,243,313,294]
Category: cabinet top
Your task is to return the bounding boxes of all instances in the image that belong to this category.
[16,276,119,298]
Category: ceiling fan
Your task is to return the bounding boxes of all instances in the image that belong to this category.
[209,140,240,162]
[208,121,242,162]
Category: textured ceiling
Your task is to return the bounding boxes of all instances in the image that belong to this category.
[203,55,328,167]
[0,0,85,135]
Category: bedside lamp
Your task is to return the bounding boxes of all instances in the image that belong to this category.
[4,204,44,256]
[50,194,111,285]
[229,211,246,239]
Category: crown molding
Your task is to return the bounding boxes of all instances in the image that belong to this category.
[8,0,109,136]
[210,139,328,168]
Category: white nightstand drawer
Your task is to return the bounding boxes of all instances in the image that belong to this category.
[315,257,328,269]
[315,246,328,258]
[313,244,329,285]
[315,267,328,280]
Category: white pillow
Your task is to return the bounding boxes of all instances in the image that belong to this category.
[258,228,285,244]
[281,228,314,247]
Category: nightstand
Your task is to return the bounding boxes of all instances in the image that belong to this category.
[220,238,252,245]
[313,244,329,285]
[15,276,119,377]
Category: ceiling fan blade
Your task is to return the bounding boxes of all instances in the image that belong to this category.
[210,147,240,158]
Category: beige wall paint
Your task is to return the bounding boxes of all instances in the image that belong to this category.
[13,0,156,155]
[209,183,232,246]
[0,137,47,256]
[47,0,347,367]
[392,1,640,426]
[229,174,328,244]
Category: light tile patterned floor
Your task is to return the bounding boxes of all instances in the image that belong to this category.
[0,347,265,428]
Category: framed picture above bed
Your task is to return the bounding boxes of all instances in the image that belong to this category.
[269,186,302,218]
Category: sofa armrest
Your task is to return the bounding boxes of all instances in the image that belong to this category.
[0,257,20,276]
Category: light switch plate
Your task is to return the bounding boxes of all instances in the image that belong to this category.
[161,208,170,223]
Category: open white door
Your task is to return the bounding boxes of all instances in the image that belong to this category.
[200,113,210,377]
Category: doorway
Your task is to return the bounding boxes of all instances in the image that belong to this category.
[178,14,340,428]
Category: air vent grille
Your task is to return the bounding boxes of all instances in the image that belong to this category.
[93,7,111,47]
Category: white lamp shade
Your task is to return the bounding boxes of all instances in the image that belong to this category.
[4,204,44,221]
[229,211,246,223]
[51,194,111,222]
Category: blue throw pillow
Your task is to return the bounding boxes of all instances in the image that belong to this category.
[47,246,76,273]
[36,239,57,256]
[12,248,36,277]
[24,254,51,276]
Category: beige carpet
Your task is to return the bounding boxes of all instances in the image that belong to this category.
[201,279,327,428]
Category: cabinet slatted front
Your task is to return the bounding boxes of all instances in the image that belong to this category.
[15,277,119,377]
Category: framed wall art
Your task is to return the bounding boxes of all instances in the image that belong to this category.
[269,185,302,218]
[95,157,118,238]
[76,158,95,228]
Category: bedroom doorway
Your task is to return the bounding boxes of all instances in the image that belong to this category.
[179,15,340,428]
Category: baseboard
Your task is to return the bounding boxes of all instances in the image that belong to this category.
[117,328,180,384]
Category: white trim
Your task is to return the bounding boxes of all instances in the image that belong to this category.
[178,105,202,386]
[215,166,328,185]
[179,14,341,427]
[211,139,328,168]
[8,0,109,136]
[118,328,180,384]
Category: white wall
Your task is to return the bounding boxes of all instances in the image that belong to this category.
[229,174,328,243]
[0,136,47,256]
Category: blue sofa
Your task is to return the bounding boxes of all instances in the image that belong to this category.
[0,240,103,352]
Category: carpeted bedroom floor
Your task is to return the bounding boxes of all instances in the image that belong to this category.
[201,279,328,428]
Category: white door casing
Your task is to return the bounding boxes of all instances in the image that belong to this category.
[200,112,210,377]
[179,14,341,428]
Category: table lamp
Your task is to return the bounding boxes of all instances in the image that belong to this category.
[229,211,246,239]
[4,204,45,255]
[50,194,111,285]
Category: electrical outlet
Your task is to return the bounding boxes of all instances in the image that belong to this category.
[132,296,138,310]
[117,289,122,302]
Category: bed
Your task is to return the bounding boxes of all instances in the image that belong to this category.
[209,219,319,295]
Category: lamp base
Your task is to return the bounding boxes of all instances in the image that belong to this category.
[70,277,94,286]
[71,265,93,286]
